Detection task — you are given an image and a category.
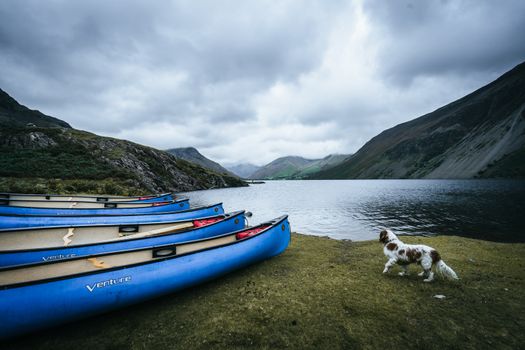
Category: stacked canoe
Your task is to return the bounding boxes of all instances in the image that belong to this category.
[0,191,290,339]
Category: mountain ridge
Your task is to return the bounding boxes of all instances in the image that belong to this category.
[312,61,525,179]
[0,89,71,128]
[166,147,235,177]
[226,163,261,179]
[249,154,350,180]
[249,156,315,179]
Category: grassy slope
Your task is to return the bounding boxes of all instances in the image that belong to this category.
[3,234,524,349]
[251,157,314,180]
[0,126,142,194]
[0,127,246,194]
[477,147,525,178]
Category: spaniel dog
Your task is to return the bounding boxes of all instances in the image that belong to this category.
[379,229,458,282]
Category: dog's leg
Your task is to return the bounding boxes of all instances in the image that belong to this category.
[383,258,397,274]
[424,271,435,282]
[421,256,434,282]
[418,271,426,277]
[398,265,409,276]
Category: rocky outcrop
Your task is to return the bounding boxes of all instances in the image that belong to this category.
[0,131,57,149]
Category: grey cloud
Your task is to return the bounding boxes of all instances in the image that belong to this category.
[363,0,525,84]
[0,0,523,164]
[0,0,334,136]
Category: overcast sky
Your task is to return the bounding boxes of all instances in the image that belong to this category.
[1,0,524,165]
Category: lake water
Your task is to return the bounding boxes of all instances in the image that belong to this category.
[181,180,525,242]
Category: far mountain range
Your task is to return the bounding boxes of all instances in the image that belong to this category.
[245,154,351,180]
[165,151,351,180]
[214,61,525,180]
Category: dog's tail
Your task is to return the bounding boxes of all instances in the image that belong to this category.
[435,260,459,280]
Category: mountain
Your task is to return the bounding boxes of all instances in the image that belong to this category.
[249,154,351,180]
[249,156,317,179]
[0,88,71,128]
[291,154,351,179]
[226,163,261,178]
[0,89,246,195]
[166,147,235,176]
[313,62,525,179]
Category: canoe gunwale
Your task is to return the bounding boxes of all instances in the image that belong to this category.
[0,198,185,210]
[0,198,197,218]
[0,202,224,232]
[0,192,174,200]
[0,215,288,290]
[0,210,245,252]
[0,198,175,208]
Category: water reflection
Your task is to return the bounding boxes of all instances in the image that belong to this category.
[181,180,525,242]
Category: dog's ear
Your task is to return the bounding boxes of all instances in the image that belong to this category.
[379,230,388,243]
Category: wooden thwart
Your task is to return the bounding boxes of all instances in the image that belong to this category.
[120,222,194,239]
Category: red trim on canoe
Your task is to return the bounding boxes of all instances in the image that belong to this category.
[236,225,270,240]
[193,217,223,228]
[152,202,170,207]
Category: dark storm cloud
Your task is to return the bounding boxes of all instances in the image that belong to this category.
[363,0,525,84]
[0,0,332,131]
[0,0,328,83]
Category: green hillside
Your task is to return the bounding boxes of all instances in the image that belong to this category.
[0,90,246,195]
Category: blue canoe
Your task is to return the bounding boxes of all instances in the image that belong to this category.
[0,215,290,339]
[0,211,245,267]
[0,198,190,216]
[0,192,175,203]
[0,198,179,209]
[0,203,223,230]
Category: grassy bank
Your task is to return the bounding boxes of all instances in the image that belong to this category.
[3,234,524,349]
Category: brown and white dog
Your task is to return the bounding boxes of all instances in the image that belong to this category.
[379,229,459,282]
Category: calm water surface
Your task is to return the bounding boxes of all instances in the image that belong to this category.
[181,180,525,242]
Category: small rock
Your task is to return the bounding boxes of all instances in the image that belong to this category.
[433,294,446,299]
[469,258,475,263]
[504,288,509,291]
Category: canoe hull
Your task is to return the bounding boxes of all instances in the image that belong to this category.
[0,203,223,230]
[0,199,189,216]
[0,217,290,339]
[0,211,245,267]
